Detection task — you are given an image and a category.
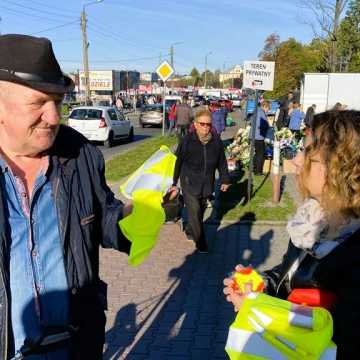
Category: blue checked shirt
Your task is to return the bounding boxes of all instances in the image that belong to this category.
[0,156,70,359]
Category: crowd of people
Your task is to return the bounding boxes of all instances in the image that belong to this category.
[1,33,359,359]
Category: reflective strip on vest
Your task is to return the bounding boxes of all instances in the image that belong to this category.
[123,173,172,197]
[226,327,287,360]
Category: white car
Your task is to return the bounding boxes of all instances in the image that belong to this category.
[68,106,134,147]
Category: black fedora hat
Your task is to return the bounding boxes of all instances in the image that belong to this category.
[0,34,74,93]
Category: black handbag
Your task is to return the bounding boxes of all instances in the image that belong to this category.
[162,192,184,223]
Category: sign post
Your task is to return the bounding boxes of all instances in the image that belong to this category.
[243,61,275,201]
[156,60,175,136]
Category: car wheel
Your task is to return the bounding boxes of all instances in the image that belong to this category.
[128,127,134,142]
[104,131,114,148]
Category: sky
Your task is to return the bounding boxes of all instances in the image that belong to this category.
[0,0,317,75]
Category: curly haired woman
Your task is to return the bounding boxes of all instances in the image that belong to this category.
[224,110,360,359]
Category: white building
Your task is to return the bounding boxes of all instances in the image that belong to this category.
[219,64,243,82]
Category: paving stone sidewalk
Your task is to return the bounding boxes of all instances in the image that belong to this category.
[100,220,289,359]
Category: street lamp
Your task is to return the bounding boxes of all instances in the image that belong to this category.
[81,0,104,105]
[204,51,212,89]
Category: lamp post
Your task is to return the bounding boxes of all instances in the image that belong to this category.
[204,51,212,89]
[81,0,104,105]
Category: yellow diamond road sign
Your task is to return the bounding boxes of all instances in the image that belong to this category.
[156,60,174,82]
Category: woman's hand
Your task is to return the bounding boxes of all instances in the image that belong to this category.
[223,264,253,312]
[223,278,252,312]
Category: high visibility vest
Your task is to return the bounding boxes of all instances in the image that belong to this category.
[226,293,337,360]
[119,145,176,266]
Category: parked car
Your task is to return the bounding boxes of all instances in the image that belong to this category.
[67,106,134,148]
[193,95,206,107]
[209,98,233,112]
[139,104,164,127]
[245,99,280,117]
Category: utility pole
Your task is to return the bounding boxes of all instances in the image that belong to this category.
[204,51,212,89]
[80,1,104,105]
[222,63,225,89]
[81,10,90,105]
[170,45,174,94]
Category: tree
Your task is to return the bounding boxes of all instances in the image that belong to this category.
[190,67,200,87]
[265,38,323,98]
[299,0,349,71]
[258,33,281,61]
[337,0,360,71]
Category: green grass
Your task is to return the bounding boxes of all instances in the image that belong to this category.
[216,173,296,222]
[105,136,177,182]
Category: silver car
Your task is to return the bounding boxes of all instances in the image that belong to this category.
[139,104,164,127]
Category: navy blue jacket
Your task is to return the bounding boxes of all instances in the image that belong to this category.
[0,125,131,360]
[173,131,230,198]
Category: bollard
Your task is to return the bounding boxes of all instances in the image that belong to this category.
[271,140,281,203]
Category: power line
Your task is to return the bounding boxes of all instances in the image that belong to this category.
[59,53,171,63]
[87,17,166,52]
[11,0,76,15]
[0,4,75,23]
[3,0,76,19]
[30,20,79,35]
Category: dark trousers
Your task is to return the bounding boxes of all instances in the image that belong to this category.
[183,191,208,249]
[177,124,189,143]
[254,140,265,175]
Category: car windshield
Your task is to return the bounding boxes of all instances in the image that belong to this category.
[144,105,163,112]
[70,109,103,120]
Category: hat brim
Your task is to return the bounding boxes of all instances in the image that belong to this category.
[0,70,74,94]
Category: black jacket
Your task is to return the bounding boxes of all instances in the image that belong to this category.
[0,125,131,360]
[173,131,230,198]
[263,230,360,359]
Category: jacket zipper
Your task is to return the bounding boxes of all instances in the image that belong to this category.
[54,171,71,288]
[203,144,207,177]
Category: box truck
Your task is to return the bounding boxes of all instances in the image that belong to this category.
[300,73,360,113]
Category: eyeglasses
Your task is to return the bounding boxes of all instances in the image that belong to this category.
[197,122,212,128]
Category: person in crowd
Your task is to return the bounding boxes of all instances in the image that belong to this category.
[304,103,316,128]
[169,109,230,253]
[254,101,270,175]
[288,101,305,138]
[211,104,227,136]
[0,34,133,359]
[175,98,193,142]
[223,110,360,359]
[276,91,294,129]
[333,102,343,111]
[167,100,178,136]
[116,96,123,111]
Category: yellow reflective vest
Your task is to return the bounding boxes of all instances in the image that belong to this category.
[226,293,336,360]
[119,145,176,266]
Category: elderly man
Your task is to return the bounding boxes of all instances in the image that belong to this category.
[170,109,230,253]
[0,34,132,359]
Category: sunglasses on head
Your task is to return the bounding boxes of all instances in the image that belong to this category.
[197,122,212,128]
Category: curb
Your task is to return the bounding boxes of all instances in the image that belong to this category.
[204,219,287,226]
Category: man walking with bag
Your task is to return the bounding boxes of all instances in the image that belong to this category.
[169,109,230,253]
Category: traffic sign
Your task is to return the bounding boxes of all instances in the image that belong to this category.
[243,61,275,91]
[156,60,174,82]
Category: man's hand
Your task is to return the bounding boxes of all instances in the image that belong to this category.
[123,201,133,218]
[220,184,230,192]
[168,186,178,200]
